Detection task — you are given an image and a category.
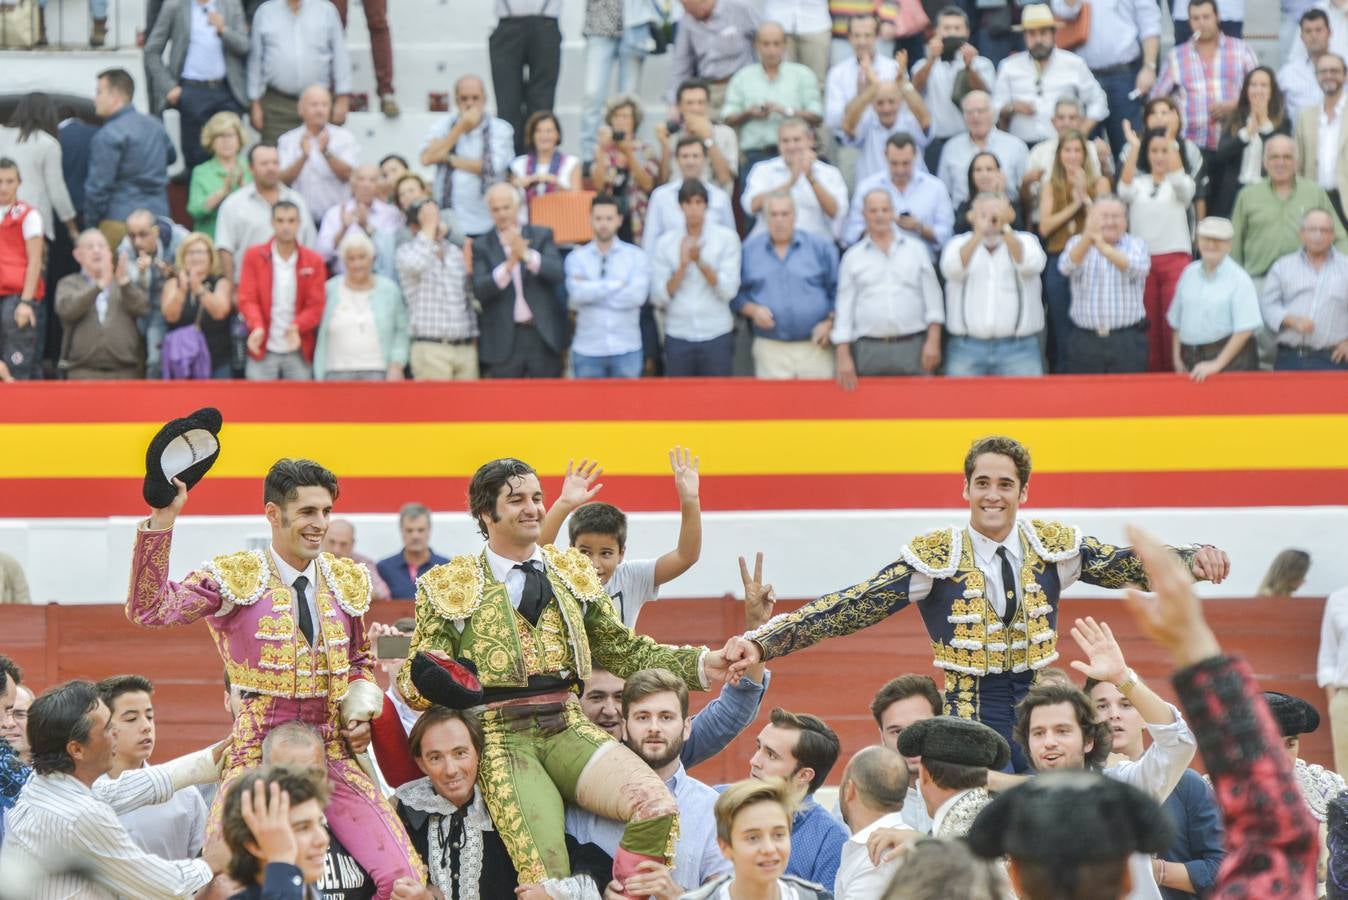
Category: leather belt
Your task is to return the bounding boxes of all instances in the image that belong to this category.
[1092,59,1141,78]
[413,336,474,346]
[182,78,226,89]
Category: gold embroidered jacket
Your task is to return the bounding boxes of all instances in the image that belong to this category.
[747,519,1200,677]
[126,526,375,700]
[398,545,707,709]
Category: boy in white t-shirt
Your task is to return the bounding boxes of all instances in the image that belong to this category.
[539,447,702,630]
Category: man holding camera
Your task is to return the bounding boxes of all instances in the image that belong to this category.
[939,192,1047,376]
[910,7,996,173]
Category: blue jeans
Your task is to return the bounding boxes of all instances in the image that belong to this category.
[664,332,734,376]
[572,348,644,378]
[1092,62,1141,163]
[1043,252,1073,373]
[580,28,648,162]
[944,335,1044,376]
[1275,346,1348,371]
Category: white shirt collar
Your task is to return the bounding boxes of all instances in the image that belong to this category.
[929,787,976,836]
[272,245,298,266]
[846,810,911,845]
[269,546,316,587]
[483,543,544,584]
[968,522,1022,567]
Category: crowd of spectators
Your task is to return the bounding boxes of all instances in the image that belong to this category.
[1,0,1346,384]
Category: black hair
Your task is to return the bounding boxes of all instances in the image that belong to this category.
[770,707,841,795]
[591,193,623,215]
[677,179,709,205]
[379,153,409,169]
[263,458,340,508]
[0,655,21,694]
[96,674,154,712]
[567,502,628,549]
[223,766,330,886]
[248,141,278,167]
[468,458,538,539]
[8,93,59,142]
[28,680,102,776]
[97,68,136,102]
[675,134,707,155]
[271,200,301,219]
[676,79,711,105]
[885,132,918,153]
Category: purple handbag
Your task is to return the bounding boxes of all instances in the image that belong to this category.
[160,318,213,380]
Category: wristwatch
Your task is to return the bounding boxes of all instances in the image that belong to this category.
[1115,668,1139,694]
[783,106,795,118]
[703,137,713,149]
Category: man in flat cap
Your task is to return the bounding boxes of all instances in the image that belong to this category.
[1265,690,1345,895]
[899,715,1009,839]
[966,771,1174,899]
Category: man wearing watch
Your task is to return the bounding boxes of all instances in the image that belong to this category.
[722,23,826,173]
[656,81,740,193]
[277,86,360,226]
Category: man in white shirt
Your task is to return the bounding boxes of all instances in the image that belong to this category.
[992,4,1108,146]
[652,179,742,376]
[869,674,941,833]
[834,746,912,900]
[566,194,651,379]
[910,6,996,172]
[833,187,943,388]
[215,144,316,279]
[1294,53,1348,223]
[742,118,848,241]
[1280,9,1332,120]
[842,133,953,253]
[276,85,359,225]
[941,193,1047,375]
[840,74,932,187]
[655,80,739,194]
[825,13,900,137]
[643,136,736,252]
[900,716,1009,838]
[937,90,1029,206]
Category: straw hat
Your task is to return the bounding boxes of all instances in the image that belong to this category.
[1014,4,1060,31]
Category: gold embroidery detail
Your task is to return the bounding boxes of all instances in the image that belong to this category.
[542,544,607,604]
[319,553,372,616]
[902,527,962,577]
[202,550,269,610]
[420,556,486,620]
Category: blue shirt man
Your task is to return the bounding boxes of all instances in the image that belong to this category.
[564,195,651,379]
[375,504,449,599]
[85,70,176,228]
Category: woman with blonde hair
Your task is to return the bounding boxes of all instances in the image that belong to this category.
[160,231,235,379]
[1039,129,1111,373]
[1259,549,1312,597]
[187,111,251,239]
[314,231,409,381]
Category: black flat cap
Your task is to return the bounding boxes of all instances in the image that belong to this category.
[1264,691,1321,737]
[967,771,1174,864]
[898,715,1011,770]
[142,408,223,508]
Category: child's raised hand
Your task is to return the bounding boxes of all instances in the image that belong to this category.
[669,446,700,502]
[559,458,604,508]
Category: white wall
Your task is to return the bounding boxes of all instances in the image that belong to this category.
[4,506,1344,605]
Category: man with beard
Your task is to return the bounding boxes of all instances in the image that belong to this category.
[569,668,731,898]
[992,4,1108,146]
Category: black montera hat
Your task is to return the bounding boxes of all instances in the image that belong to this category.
[142,407,223,509]
[898,715,1012,770]
[411,653,485,710]
[1264,691,1321,737]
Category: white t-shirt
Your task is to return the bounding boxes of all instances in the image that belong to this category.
[0,204,43,240]
[605,558,658,630]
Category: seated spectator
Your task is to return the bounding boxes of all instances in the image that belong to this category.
[160,231,235,379]
[1262,208,1348,371]
[119,208,186,377]
[642,136,736,252]
[215,143,316,279]
[1057,195,1152,374]
[842,133,952,254]
[722,22,826,171]
[743,119,848,243]
[1117,124,1198,372]
[314,231,408,381]
[395,199,478,380]
[657,80,739,193]
[510,111,582,209]
[573,669,731,895]
[322,518,391,601]
[842,78,932,187]
[142,0,248,172]
[651,179,742,377]
[1280,8,1331,120]
[55,230,149,380]
[0,553,31,606]
[938,91,1028,208]
[592,95,659,244]
[420,75,514,239]
[237,200,326,381]
[0,93,79,248]
[1295,52,1348,226]
[1039,129,1111,372]
[1210,66,1291,219]
[277,86,358,226]
[315,163,401,276]
[834,746,911,900]
[940,193,1047,376]
[992,6,1108,147]
[834,188,943,387]
[220,766,330,900]
[1232,135,1348,288]
[869,675,940,832]
[1087,675,1226,898]
[954,152,1025,235]
[377,154,408,205]
[85,68,176,251]
[246,0,352,143]
[825,14,900,139]
[732,193,838,379]
[1167,216,1261,381]
[186,112,251,240]
[470,183,567,378]
[565,194,650,379]
[686,779,831,900]
[0,157,45,382]
[665,0,762,116]
[376,503,449,599]
[910,7,996,173]
[94,676,208,862]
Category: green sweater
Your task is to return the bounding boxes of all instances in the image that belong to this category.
[187,157,252,240]
[1230,177,1348,277]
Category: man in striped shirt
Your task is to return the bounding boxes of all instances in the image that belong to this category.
[0,680,225,899]
[1058,194,1152,373]
[1261,208,1348,370]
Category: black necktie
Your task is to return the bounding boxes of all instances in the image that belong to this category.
[293,575,315,645]
[996,547,1018,625]
[514,561,549,626]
